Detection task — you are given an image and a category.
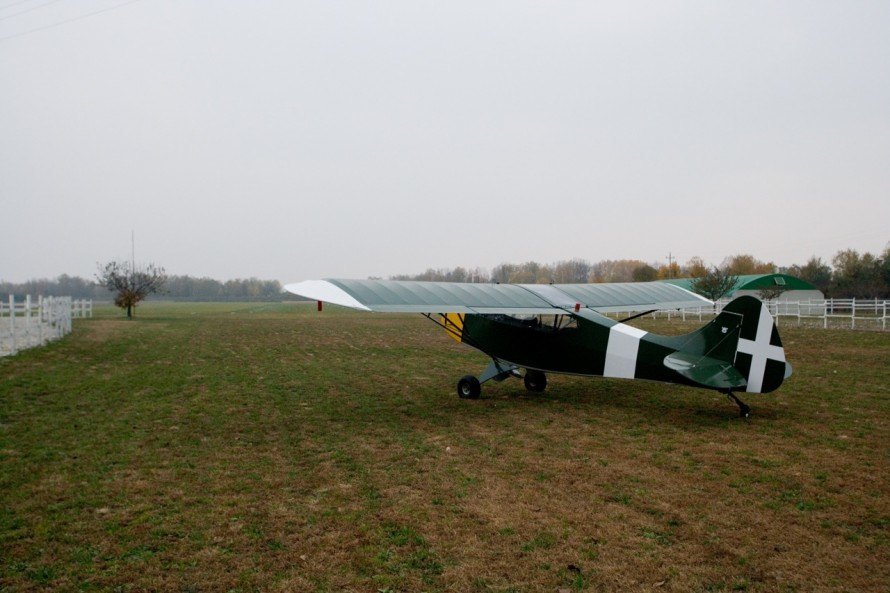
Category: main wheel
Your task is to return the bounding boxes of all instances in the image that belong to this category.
[457,375,481,399]
[524,370,547,393]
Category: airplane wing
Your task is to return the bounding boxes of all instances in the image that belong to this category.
[547,282,712,313]
[284,279,711,315]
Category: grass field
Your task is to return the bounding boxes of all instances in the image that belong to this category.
[1,302,888,592]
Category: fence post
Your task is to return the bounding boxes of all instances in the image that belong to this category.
[38,295,44,344]
[9,295,16,355]
[25,295,32,346]
[56,298,62,338]
[852,298,856,330]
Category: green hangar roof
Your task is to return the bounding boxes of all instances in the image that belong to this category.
[660,274,818,296]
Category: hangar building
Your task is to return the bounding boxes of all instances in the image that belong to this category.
[661,273,824,302]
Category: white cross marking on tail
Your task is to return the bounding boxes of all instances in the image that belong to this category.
[736,305,785,393]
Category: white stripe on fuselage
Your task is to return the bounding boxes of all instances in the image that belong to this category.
[603,323,648,379]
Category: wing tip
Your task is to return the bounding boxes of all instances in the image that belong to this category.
[284,280,372,311]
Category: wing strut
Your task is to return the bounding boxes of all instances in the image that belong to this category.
[617,310,656,324]
[421,313,489,354]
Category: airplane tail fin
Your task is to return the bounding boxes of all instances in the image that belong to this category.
[663,296,791,393]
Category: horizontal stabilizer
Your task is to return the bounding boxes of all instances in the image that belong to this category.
[663,352,747,390]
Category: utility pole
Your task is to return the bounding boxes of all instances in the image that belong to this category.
[666,252,674,278]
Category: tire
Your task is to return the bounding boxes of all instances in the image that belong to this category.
[457,375,481,399]
[524,370,547,393]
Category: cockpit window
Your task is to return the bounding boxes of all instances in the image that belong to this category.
[490,314,578,331]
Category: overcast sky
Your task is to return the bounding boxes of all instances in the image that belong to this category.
[1,1,888,283]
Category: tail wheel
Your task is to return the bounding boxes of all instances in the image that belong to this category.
[524,370,547,393]
[457,375,481,399]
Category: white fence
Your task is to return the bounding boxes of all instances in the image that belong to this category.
[0,295,93,357]
[643,298,888,331]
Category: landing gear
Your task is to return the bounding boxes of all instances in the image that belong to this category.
[457,375,481,399]
[724,390,750,418]
[456,359,548,399]
[524,370,547,393]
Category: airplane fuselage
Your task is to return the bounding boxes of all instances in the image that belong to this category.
[461,311,699,388]
[453,296,787,396]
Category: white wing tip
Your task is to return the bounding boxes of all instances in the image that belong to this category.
[284,280,371,311]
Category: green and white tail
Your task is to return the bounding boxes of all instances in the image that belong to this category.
[664,296,792,393]
[722,296,791,393]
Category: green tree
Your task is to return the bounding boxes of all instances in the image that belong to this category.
[788,256,832,294]
[881,245,890,288]
[632,264,658,282]
[830,249,884,298]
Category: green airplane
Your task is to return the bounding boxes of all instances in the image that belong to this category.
[285,279,792,417]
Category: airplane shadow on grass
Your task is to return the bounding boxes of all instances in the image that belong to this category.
[476,378,784,426]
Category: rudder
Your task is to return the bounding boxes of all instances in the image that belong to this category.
[722,296,791,393]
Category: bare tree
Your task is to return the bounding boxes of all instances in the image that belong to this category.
[96,261,167,318]
[552,258,592,284]
[690,266,738,304]
[758,285,789,302]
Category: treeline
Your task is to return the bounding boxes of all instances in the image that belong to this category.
[390,246,890,299]
[0,275,106,300]
[163,276,283,301]
[3,245,887,302]
[0,275,287,302]
[389,255,778,285]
